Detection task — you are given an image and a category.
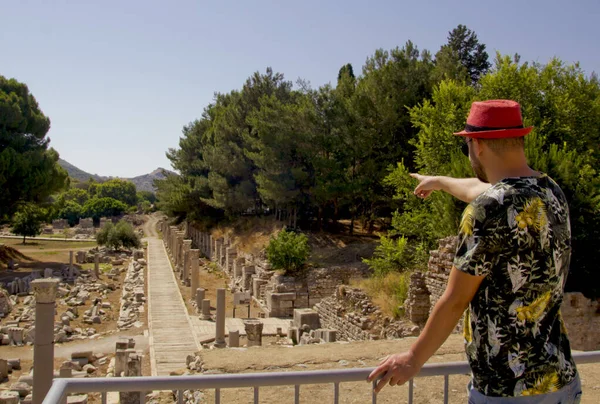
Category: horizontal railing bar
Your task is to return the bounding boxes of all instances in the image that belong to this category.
[43,351,600,404]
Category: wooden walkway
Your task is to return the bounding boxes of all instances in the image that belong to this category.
[147,237,199,376]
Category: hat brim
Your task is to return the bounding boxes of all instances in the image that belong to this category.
[453,126,533,139]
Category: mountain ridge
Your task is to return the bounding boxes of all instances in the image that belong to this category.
[58,159,175,192]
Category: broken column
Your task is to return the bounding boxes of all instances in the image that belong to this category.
[31,278,59,404]
[228,330,240,348]
[214,289,226,348]
[69,251,74,278]
[119,354,143,404]
[195,289,205,314]
[244,320,264,347]
[190,249,200,301]
[114,341,129,377]
[94,253,100,278]
[201,299,211,320]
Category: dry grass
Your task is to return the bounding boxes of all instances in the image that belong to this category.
[211,217,283,255]
[356,271,412,319]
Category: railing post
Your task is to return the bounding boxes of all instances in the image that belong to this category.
[333,382,339,404]
[408,379,414,404]
[254,386,259,404]
[295,385,300,404]
[444,374,449,404]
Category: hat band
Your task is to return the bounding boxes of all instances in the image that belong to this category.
[465,123,524,132]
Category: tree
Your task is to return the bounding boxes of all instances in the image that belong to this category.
[266,229,310,274]
[137,191,157,204]
[96,220,141,250]
[11,204,45,244]
[90,179,137,207]
[59,201,83,227]
[401,55,600,298]
[437,24,491,84]
[82,197,128,220]
[0,76,69,220]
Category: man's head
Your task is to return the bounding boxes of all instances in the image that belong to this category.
[455,100,532,183]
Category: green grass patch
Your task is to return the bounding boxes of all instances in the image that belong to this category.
[359,271,412,319]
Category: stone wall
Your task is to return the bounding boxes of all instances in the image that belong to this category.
[314,286,418,341]
[561,292,600,351]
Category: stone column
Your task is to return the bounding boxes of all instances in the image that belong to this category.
[244,320,264,347]
[69,251,74,278]
[94,253,100,278]
[31,278,59,404]
[182,240,192,283]
[190,250,200,301]
[228,330,240,348]
[195,289,205,313]
[214,289,226,348]
[201,299,211,320]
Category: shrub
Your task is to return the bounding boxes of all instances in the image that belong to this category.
[96,220,141,250]
[266,229,310,274]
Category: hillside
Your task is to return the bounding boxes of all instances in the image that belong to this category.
[58,159,105,182]
[58,159,175,192]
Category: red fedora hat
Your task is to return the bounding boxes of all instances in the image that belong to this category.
[454,100,533,138]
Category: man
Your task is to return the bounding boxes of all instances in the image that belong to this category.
[368,100,581,402]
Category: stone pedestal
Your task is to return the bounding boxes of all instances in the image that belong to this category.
[214,289,226,348]
[228,330,240,348]
[244,320,263,347]
[31,279,58,404]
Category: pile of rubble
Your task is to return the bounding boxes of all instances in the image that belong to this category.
[0,358,32,403]
[0,250,142,345]
[117,252,146,330]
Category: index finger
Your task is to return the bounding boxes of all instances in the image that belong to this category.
[367,363,388,383]
[373,370,394,394]
[409,173,422,180]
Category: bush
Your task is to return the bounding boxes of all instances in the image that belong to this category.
[96,220,141,250]
[266,229,310,274]
[363,235,428,276]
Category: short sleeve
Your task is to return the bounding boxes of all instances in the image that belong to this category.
[453,198,505,277]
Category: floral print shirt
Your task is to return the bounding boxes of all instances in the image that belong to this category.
[454,174,578,397]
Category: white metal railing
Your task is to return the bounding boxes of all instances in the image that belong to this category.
[43,351,600,404]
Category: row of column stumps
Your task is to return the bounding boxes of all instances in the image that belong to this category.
[160,220,264,348]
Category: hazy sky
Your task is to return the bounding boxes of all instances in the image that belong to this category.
[2,0,598,177]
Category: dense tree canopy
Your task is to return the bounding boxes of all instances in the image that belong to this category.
[157,25,599,297]
[0,75,68,220]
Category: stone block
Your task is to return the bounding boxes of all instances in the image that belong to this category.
[293,308,321,330]
[0,391,20,404]
[67,395,88,404]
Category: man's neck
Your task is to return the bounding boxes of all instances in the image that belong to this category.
[485,155,538,185]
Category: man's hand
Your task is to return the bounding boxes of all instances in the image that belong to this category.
[410,173,442,199]
[410,173,491,203]
[367,352,422,394]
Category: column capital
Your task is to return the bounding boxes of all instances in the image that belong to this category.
[31,278,59,304]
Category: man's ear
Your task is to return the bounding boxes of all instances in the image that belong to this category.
[472,138,485,157]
